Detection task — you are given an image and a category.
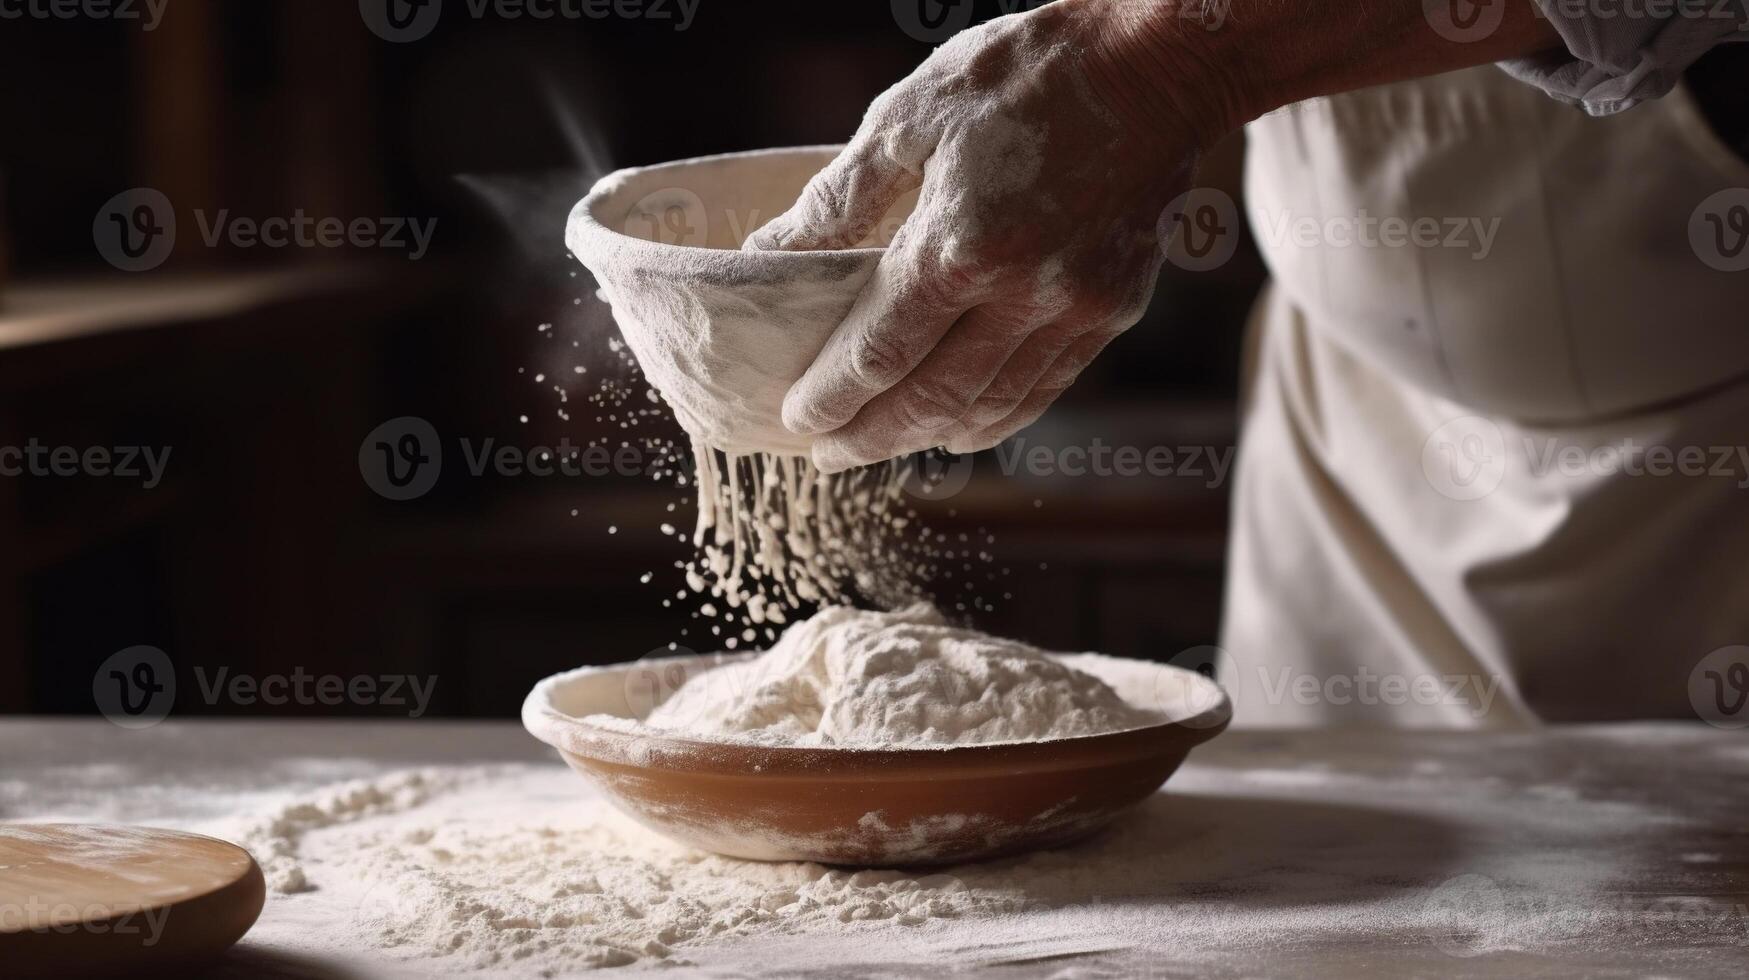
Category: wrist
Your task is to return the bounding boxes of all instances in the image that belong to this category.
[1084,0,1569,141]
[1075,0,1261,153]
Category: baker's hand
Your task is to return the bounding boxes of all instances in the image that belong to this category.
[744,0,1233,472]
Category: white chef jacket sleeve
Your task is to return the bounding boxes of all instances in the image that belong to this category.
[1499,0,1749,115]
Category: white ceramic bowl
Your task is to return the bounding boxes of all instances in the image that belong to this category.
[565,146,919,457]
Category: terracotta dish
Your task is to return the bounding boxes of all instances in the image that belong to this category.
[523,651,1229,866]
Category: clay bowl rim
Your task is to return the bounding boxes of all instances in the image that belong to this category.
[521,650,1233,778]
[565,144,884,265]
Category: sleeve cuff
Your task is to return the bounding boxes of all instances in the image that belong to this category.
[1498,0,1749,115]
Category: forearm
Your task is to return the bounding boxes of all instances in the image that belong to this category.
[1085,0,1565,147]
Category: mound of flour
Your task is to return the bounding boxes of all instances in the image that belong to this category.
[639,604,1158,746]
[227,768,1002,973]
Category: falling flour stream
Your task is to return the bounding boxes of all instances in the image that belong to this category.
[559,147,1011,631]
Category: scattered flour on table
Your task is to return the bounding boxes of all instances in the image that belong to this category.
[634,603,1160,746]
[210,750,1707,976]
[232,768,467,895]
[226,767,1018,973]
[218,766,1210,974]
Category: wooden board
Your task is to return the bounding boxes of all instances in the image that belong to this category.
[0,824,263,976]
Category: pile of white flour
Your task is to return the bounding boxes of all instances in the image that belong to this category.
[229,767,1022,974]
[636,603,1158,746]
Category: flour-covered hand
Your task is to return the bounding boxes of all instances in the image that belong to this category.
[744,0,1230,472]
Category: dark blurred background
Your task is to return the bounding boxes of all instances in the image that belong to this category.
[0,0,1267,717]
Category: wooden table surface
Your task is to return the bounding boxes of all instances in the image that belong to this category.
[3,719,1744,978]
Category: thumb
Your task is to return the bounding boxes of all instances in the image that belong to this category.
[744,130,925,252]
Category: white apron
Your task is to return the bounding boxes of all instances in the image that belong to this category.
[1222,65,1749,727]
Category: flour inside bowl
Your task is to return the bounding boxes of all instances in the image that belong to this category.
[632,603,1161,747]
